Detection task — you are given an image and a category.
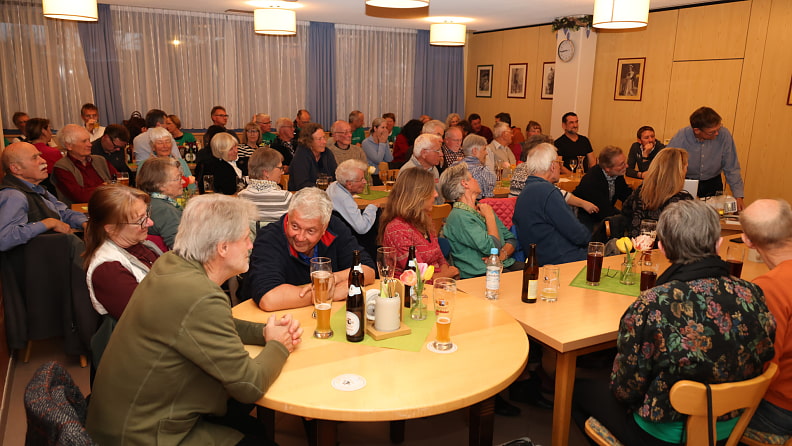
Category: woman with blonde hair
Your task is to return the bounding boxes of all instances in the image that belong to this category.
[445,113,461,128]
[621,147,693,237]
[237,121,263,175]
[379,168,459,278]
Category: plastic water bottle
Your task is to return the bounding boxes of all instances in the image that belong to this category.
[485,248,503,300]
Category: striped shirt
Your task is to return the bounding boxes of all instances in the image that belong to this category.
[237,179,292,226]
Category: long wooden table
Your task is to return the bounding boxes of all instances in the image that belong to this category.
[456,239,768,446]
[353,185,389,209]
[232,285,529,446]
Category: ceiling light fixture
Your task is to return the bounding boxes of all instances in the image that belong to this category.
[593,0,649,29]
[254,6,296,35]
[42,0,98,21]
[429,22,466,46]
[365,0,429,9]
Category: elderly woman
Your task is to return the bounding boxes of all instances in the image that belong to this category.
[87,194,302,445]
[439,163,521,279]
[573,200,776,445]
[621,147,693,238]
[54,124,117,204]
[136,157,184,250]
[237,121,263,175]
[197,132,245,195]
[145,126,193,184]
[379,168,459,279]
[445,113,461,128]
[164,114,196,148]
[361,117,393,175]
[287,122,338,191]
[25,118,60,195]
[238,148,291,227]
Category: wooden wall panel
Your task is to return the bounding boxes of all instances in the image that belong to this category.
[673,1,751,61]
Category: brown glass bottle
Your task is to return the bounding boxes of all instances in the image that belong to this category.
[521,244,538,303]
[346,251,365,342]
[404,245,416,308]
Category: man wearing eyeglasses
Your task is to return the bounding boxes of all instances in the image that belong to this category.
[327,120,367,166]
[253,113,277,145]
[91,124,133,178]
[399,133,445,205]
[0,142,88,252]
[669,106,745,210]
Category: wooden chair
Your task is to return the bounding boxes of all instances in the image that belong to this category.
[585,362,778,446]
[431,203,452,235]
[280,173,289,190]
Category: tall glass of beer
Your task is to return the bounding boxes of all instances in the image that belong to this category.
[311,257,335,339]
[433,278,456,351]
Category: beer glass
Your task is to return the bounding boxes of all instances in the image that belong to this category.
[587,242,605,286]
[540,266,560,302]
[376,247,397,281]
[311,257,335,339]
[433,278,456,351]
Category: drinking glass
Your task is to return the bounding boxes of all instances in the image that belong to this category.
[725,245,745,278]
[118,172,130,186]
[376,247,397,281]
[433,278,456,351]
[315,174,330,191]
[576,155,585,172]
[569,159,578,177]
[640,261,659,292]
[587,242,605,286]
[540,266,560,302]
[639,219,658,264]
[203,175,214,194]
[311,257,335,339]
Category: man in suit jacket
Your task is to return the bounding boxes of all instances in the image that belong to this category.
[573,146,632,231]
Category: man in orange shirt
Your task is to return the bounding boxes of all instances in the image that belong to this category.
[741,198,792,437]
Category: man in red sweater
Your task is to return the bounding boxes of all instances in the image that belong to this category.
[741,198,792,437]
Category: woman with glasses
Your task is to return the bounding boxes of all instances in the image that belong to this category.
[287,122,338,191]
[136,157,185,250]
[143,127,195,192]
[237,121,264,176]
[84,185,161,320]
[238,148,291,228]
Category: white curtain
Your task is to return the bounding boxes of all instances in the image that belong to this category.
[0,1,94,129]
[110,6,308,130]
[334,24,415,128]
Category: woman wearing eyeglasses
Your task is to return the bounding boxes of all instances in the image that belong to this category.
[136,157,185,250]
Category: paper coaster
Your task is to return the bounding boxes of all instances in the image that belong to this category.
[426,342,458,354]
[331,374,367,391]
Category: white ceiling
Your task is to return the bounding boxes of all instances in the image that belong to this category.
[100,0,722,32]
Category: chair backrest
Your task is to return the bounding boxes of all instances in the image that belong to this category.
[431,203,452,235]
[24,361,96,445]
[479,197,517,228]
[669,362,778,446]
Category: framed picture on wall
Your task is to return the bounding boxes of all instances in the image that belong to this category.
[507,63,527,98]
[476,65,493,98]
[541,62,555,100]
[787,76,792,105]
[614,57,646,101]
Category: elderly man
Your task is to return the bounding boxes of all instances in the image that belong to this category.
[572,145,632,231]
[486,122,517,174]
[270,117,297,166]
[0,142,88,252]
[293,109,311,139]
[459,134,495,199]
[441,125,465,170]
[327,120,367,166]
[669,106,745,210]
[253,113,277,145]
[53,124,117,204]
[573,199,775,445]
[349,110,366,146]
[80,103,105,142]
[555,112,596,174]
[133,109,182,163]
[87,194,302,445]
[327,159,378,235]
[91,124,132,176]
[399,133,444,204]
[513,143,590,265]
[468,113,493,143]
[495,111,525,155]
[246,188,375,311]
[741,199,792,437]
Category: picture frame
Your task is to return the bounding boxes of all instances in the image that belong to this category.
[476,65,493,98]
[614,57,646,101]
[541,62,555,100]
[787,76,792,106]
[507,63,527,98]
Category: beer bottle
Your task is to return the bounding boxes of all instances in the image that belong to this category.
[404,245,416,308]
[348,250,360,284]
[346,251,365,342]
[521,244,539,303]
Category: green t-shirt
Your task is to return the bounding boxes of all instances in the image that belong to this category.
[388,126,401,143]
[3,137,10,147]
[633,412,739,443]
[174,132,196,146]
[261,132,277,144]
[351,127,366,146]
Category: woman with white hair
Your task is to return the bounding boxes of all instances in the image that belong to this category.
[445,113,461,128]
[198,132,245,195]
[143,126,194,191]
[87,194,303,445]
[53,124,117,203]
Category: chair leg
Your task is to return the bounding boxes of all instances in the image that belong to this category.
[79,355,88,368]
[23,340,33,363]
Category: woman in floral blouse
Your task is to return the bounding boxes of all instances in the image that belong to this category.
[573,200,776,445]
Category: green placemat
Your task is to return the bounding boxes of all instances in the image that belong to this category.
[569,265,641,297]
[355,190,390,200]
[327,305,435,352]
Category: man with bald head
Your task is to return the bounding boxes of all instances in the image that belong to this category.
[0,142,87,251]
[741,199,792,437]
[441,125,465,170]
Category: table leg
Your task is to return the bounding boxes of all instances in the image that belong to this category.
[552,351,577,446]
[468,396,495,446]
[389,420,405,443]
[256,407,275,444]
[315,419,338,446]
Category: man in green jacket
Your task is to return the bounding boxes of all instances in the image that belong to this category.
[87,194,302,445]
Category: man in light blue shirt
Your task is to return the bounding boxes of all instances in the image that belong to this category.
[0,142,87,252]
[326,159,377,235]
[669,106,745,210]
